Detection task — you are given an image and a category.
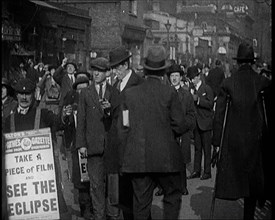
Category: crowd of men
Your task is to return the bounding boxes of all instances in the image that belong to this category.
[2,42,272,220]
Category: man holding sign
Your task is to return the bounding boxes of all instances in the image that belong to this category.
[3,78,69,219]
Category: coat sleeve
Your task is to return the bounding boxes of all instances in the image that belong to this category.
[170,90,188,136]
[197,85,214,110]
[53,66,65,86]
[75,90,87,149]
[184,91,196,132]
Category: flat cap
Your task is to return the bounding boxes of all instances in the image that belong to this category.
[90,57,110,71]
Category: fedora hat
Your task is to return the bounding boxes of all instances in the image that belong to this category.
[90,57,110,71]
[143,46,170,71]
[233,42,257,62]
[109,46,132,67]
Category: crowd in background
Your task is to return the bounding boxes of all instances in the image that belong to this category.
[2,42,272,220]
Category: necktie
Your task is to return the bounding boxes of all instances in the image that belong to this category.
[70,76,74,85]
[98,83,103,100]
[116,80,122,92]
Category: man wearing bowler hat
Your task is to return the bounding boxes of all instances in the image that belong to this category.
[76,57,120,220]
[118,45,189,219]
[187,66,214,181]
[3,78,70,219]
[212,42,272,219]
[107,45,144,219]
[53,57,78,112]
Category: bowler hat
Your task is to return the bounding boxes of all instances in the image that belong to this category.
[187,66,200,79]
[12,78,36,93]
[109,46,132,67]
[90,57,110,71]
[73,76,90,90]
[233,43,257,62]
[65,60,78,70]
[143,46,170,71]
[167,64,184,77]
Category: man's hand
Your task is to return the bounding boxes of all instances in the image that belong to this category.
[62,105,73,117]
[79,147,87,157]
[62,57,68,68]
[211,146,220,168]
[100,99,111,110]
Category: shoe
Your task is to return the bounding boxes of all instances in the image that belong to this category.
[182,188,189,195]
[187,172,201,179]
[200,173,211,180]
[155,188,164,196]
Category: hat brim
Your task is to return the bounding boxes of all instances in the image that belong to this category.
[110,54,132,67]
[232,57,258,60]
[73,79,89,89]
[65,62,77,70]
[143,60,171,71]
[90,65,110,71]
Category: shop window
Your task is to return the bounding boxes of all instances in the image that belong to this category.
[152,0,160,11]
[129,0,137,16]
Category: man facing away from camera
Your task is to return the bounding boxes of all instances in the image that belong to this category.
[118,45,190,220]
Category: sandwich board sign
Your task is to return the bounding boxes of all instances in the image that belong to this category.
[4,128,59,220]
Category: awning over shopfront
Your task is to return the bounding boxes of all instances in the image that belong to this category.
[29,0,64,11]
[122,24,146,43]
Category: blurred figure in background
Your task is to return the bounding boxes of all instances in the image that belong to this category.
[2,78,17,120]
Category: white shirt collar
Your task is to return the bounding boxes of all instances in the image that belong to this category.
[195,80,202,91]
[17,105,29,115]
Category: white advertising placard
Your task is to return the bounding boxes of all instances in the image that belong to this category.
[4,128,60,220]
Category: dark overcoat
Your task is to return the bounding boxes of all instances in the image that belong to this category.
[212,64,271,200]
[206,66,225,97]
[119,76,189,173]
[53,66,74,110]
[194,82,214,131]
[107,70,144,173]
[177,87,196,164]
[76,82,120,156]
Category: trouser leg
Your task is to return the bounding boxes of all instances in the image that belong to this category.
[193,126,202,173]
[158,173,182,220]
[87,156,106,220]
[243,197,256,220]
[181,163,187,190]
[201,130,212,175]
[131,174,155,220]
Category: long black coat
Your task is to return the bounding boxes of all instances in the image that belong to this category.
[106,70,144,173]
[177,87,196,164]
[119,76,189,173]
[212,64,271,199]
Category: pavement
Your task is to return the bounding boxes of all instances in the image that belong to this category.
[56,135,272,220]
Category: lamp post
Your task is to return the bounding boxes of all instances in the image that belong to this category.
[165,20,171,58]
